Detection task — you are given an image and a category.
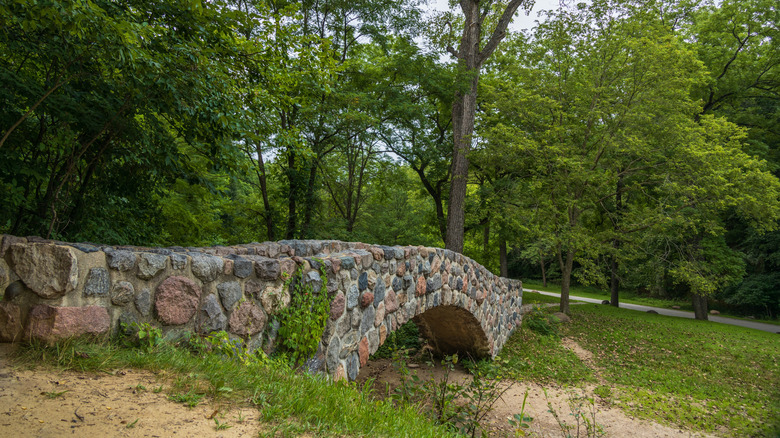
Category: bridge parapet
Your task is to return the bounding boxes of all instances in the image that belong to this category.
[0,235,522,380]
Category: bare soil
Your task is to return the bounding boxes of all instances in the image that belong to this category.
[0,344,261,437]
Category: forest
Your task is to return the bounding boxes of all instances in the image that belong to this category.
[1,0,779,319]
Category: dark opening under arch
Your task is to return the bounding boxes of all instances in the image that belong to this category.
[412,305,491,358]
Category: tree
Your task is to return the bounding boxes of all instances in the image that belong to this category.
[434,0,532,253]
[479,1,780,314]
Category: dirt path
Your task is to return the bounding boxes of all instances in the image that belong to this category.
[0,344,261,437]
[357,341,712,438]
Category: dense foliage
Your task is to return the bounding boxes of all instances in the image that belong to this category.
[2,0,779,317]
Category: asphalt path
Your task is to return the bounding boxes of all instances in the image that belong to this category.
[527,289,780,334]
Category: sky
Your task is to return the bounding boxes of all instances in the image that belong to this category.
[427,0,563,33]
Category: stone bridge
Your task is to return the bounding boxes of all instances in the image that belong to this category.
[0,235,523,380]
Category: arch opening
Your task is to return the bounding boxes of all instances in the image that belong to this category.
[412,305,491,359]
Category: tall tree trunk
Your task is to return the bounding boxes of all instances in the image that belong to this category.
[301,161,318,238]
[610,176,624,307]
[692,294,709,320]
[610,257,620,307]
[499,237,508,277]
[557,245,574,315]
[253,140,275,241]
[285,151,298,239]
[445,0,526,254]
[540,250,547,287]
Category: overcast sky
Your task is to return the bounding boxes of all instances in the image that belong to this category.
[427,0,563,32]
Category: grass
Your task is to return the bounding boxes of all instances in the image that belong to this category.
[13,338,457,438]
[520,290,565,305]
[522,280,692,309]
[505,303,780,437]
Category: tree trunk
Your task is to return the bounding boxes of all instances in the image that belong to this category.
[301,161,318,238]
[285,151,298,239]
[610,176,624,307]
[254,140,275,241]
[445,72,478,254]
[557,246,574,315]
[610,257,620,307]
[499,237,508,277]
[445,0,526,254]
[692,294,709,320]
[540,250,547,287]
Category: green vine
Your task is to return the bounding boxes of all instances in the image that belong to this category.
[276,262,330,366]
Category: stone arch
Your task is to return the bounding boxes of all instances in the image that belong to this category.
[412,305,491,358]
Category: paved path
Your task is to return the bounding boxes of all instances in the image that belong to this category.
[527,290,780,334]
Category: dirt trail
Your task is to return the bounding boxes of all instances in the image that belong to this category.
[357,341,711,438]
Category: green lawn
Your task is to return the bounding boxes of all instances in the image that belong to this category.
[500,304,780,437]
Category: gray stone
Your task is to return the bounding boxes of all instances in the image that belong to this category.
[351,308,361,328]
[358,272,368,291]
[106,249,136,271]
[373,280,385,306]
[200,294,227,333]
[135,288,151,317]
[350,268,359,280]
[347,352,359,381]
[346,284,359,310]
[326,336,341,372]
[231,256,253,278]
[170,253,187,270]
[360,305,375,335]
[10,244,79,298]
[68,243,100,253]
[368,328,379,354]
[217,281,242,310]
[403,274,413,289]
[340,256,356,270]
[306,270,322,291]
[118,310,139,333]
[392,276,403,292]
[256,258,281,280]
[190,254,223,282]
[84,268,109,297]
[137,253,167,280]
[427,274,442,293]
[111,281,135,306]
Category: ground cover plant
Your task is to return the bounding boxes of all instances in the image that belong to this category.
[499,303,780,437]
[565,305,780,437]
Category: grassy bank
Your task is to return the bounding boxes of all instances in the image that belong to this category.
[14,338,455,438]
[499,304,780,437]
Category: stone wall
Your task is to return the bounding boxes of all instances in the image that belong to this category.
[0,235,523,380]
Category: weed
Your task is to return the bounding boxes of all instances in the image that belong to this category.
[168,391,204,408]
[507,390,534,437]
[133,384,147,392]
[43,390,69,399]
[389,351,512,437]
[545,388,604,438]
[125,418,139,429]
[276,264,330,366]
[153,385,163,393]
[121,322,163,352]
[214,417,232,430]
[524,305,559,337]
[372,320,421,359]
